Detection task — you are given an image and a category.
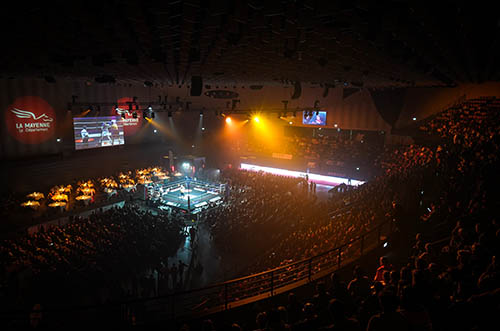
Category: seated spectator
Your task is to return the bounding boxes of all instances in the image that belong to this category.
[287,292,302,325]
[366,288,411,331]
[398,286,432,331]
[292,302,319,331]
[321,299,361,331]
[255,311,268,331]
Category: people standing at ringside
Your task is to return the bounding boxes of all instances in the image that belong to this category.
[171,263,178,288]
[160,263,169,294]
[179,260,188,284]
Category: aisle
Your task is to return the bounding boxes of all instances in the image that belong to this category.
[183,222,225,289]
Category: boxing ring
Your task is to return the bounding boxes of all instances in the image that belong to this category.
[146,178,225,214]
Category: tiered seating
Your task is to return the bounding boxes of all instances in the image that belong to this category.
[189,98,500,330]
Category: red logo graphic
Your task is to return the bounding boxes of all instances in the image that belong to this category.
[5,96,56,144]
[114,97,142,136]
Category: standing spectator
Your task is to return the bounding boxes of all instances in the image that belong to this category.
[171,263,178,288]
[348,266,371,303]
[178,260,188,284]
[374,256,391,283]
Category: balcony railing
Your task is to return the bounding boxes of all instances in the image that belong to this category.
[1,217,394,327]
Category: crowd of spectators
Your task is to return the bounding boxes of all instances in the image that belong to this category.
[1,96,499,329]
[246,133,383,178]
[177,97,500,330]
[192,218,499,331]
[200,170,318,276]
[0,205,185,311]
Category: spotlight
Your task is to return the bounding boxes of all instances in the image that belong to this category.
[201,127,205,131]
[356,167,360,171]
[334,124,338,128]
[253,116,260,123]
[383,242,389,248]
[56,138,61,142]
[200,110,204,116]
[153,129,157,133]
[412,117,417,121]
[225,117,232,124]
[289,121,293,125]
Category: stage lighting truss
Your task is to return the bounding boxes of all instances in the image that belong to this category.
[71,100,328,122]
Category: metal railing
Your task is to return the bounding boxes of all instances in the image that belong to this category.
[1,218,393,326]
[124,217,394,321]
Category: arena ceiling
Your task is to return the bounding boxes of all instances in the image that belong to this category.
[1,1,499,88]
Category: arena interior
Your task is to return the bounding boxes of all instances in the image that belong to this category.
[1,1,500,330]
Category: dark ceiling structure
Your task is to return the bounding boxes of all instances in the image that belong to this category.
[1,1,499,88]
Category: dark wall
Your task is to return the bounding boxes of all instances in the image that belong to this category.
[1,78,393,160]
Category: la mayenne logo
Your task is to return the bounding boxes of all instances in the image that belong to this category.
[11,108,54,122]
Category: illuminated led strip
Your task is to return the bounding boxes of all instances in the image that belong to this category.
[209,196,221,202]
[194,187,206,192]
[240,163,365,186]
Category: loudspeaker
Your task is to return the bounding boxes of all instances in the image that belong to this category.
[323,86,329,98]
[190,76,203,96]
[291,81,301,99]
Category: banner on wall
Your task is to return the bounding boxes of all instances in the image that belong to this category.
[5,96,56,144]
[113,97,142,136]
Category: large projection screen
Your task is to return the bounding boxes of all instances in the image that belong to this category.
[73,116,125,150]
